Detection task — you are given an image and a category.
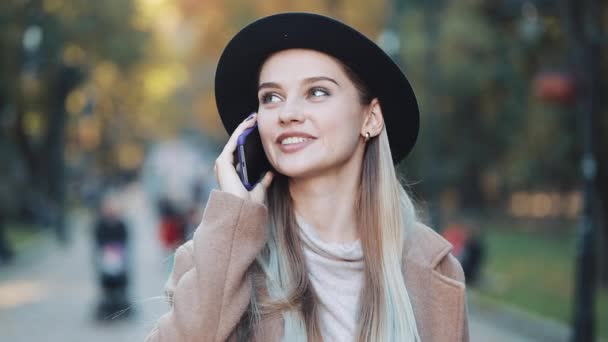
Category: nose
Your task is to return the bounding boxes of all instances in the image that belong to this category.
[278,98,305,125]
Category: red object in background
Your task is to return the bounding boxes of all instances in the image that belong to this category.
[159,217,184,250]
[442,224,470,258]
[533,71,577,105]
[443,223,485,284]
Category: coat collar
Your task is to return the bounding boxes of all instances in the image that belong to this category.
[401,222,467,342]
[403,222,453,269]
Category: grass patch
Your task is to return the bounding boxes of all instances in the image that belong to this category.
[475,218,608,339]
[4,222,44,251]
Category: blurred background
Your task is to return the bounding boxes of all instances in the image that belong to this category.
[0,0,606,341]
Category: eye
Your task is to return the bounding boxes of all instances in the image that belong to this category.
[260,92,282,104]
[309,87,329,98]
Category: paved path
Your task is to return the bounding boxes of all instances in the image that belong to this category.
[0,182,574,341]
[0,183,170,342]
[468,301,568,342]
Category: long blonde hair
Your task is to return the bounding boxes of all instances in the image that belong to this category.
[235,62,421,342]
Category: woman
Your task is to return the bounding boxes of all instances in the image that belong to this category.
[147,13,468,342]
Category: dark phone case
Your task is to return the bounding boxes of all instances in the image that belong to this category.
[234,125,272,190]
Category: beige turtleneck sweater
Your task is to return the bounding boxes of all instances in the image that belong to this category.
[295,214,364,342]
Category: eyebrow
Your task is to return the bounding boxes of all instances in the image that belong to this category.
[258,76,340,91]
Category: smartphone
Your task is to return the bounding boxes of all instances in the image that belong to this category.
[234,123,272,190]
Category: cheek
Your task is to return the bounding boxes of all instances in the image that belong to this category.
[320,116,362,154]
[256,117,276,157]
[322,103,363,142]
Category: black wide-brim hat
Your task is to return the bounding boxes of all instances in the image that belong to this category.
[214,12,419,164]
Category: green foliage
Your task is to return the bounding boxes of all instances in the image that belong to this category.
[397,0,603,205]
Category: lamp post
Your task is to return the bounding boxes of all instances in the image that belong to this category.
[524,0,600,337]
[529,0,600,339]
[561,0,600,340]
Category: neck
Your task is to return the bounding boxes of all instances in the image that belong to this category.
[288,156,362,244]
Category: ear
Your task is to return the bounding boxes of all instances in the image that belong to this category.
[361,98,384,138]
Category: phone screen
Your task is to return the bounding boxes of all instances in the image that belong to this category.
[234,125,272,189]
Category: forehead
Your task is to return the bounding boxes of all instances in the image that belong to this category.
[258,49,346,82]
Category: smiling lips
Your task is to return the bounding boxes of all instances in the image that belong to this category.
[276,132,316,153]
[281,136,312,145]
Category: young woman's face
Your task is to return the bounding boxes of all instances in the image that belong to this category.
[257,49,369,178]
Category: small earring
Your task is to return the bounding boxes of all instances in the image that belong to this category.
[365,132,371,141]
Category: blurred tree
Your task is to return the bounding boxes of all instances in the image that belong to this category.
[0,0,155,240]
[399,0,608,284]
[400,1,600,200]
[400,1,523,209]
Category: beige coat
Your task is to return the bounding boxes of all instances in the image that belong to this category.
[146,190,469,341]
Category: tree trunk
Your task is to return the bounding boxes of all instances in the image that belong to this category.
[43,65,83,243]
[459,162,485,210]
[597,179,608,287]
[590,11,607,286]
[594,98,607,288]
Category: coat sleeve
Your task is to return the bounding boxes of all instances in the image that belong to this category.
[145,190,268,342]
[437,253,470,342]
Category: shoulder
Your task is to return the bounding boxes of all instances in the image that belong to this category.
[403,222,466,284]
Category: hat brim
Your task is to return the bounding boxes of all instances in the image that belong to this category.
[214,12,419,164]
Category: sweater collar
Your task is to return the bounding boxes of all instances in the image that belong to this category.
[295,213,363,262]
[294,213,451,268]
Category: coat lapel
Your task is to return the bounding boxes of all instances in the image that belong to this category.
[403,223,466,342]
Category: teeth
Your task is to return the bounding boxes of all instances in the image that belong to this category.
[281,137,311,145]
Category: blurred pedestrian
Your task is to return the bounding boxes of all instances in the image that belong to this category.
[460,231,484,284]
[93,190,131,320]
[147,13,468,341]
[156,197,187,251]
[442,220,485,286]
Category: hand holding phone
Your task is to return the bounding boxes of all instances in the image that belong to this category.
[214,113,273,204]
[234,123,273,191]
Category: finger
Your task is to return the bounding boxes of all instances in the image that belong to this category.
[219,113,257,163]
[257,171,274,190]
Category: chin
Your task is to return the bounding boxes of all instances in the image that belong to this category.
[274,164,315,179]
[272,157,325,179]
